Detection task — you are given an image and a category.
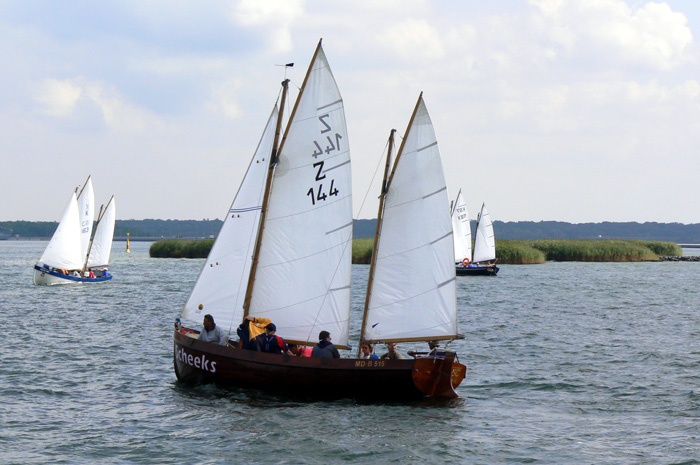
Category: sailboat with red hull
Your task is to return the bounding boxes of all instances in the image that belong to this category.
[173,40,466,399]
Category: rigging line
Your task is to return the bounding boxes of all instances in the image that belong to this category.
[355,137,391,220]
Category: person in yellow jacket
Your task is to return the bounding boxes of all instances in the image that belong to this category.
[237,315,271,349]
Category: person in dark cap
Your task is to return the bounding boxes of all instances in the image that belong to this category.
[198,314,228,346]
[311,330,341,359]
[253,322,292,355]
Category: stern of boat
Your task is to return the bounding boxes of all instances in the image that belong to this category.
[411,350,462,398]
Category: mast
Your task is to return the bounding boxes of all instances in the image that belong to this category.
[76,175,91,199]
[242,79,289,316]
[83,203,105,272]
[357,129,395,355]
[242,40,324,316]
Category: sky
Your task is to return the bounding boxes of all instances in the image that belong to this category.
[2,0,700,223]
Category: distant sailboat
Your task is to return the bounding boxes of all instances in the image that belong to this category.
[453,196,499,276]
[34,177,115,285]
[173,41,466,399]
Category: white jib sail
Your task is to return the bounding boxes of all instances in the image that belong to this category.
[180,106,279,330]
[363,97,457,342]
[38,192,84,270]
[87,196,116,268]
[451,189,471,263]
[472,203,496,263]
[77,177,95,262]
[249,46,353,347]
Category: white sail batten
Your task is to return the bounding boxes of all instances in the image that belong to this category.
[87,197,116,268]
[452,189,471,262]
[363,98,458,342]
[77,177,95,262]
[39,193,84,270]
[249,46,353,347]
[180,106,279,329]
[472,203,496,263]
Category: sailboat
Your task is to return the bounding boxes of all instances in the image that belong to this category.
[173,40,466,399]
[454,198,499,276]
[33,176,116,285]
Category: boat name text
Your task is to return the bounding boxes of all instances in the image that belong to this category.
[354,360,386,368]
[176,347,217,373]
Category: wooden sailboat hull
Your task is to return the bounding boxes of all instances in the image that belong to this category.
[455,265,499,276]
[33,265,112,285]
[173,330,464,399]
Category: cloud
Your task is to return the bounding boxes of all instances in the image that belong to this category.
[529,0,695,70]
[380,18,445,61]
[34,79,83,117]
[33,77,161,133]
[230,0,305,53]
[208,78,244,119]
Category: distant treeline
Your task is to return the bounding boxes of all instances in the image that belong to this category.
[3,219,700,243]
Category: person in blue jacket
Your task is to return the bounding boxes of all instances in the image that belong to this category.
[360,342,379,360]
[311,330,341,358]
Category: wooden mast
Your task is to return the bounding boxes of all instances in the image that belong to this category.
[82,203,103,272]
[82,195,113,272]
[357,129,395,355]
[243,39,324,316]
[76,175,91,199]
[242,79,289,316]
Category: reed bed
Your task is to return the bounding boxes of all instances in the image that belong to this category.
[527,239,660,262]
[494,240,546,264]
[352,238,374,264]
[149,239,214,258]
[149,238,680,263]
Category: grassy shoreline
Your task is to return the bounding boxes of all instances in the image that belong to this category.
[150,238,682,263]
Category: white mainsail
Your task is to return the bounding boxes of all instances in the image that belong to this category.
[38,192,84,270]
[180,106,279,330]
[362,97,458,343]
[77,176,95,262]
[472,203,496,263]
[87,196,116,268]
[249,45,353,347]
[451,189,471,263]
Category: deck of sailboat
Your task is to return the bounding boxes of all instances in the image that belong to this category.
[455,264,499,276]
[174,329,465,399]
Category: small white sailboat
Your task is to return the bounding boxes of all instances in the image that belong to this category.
[454,198,499,276]
[34,177,116,285]
[173,41,466,399]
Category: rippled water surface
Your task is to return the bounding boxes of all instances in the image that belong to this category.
[1,241,699,464]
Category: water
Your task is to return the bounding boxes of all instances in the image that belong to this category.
[1,241,699,464]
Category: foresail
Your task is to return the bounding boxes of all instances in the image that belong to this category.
[77,177,95,262]
[181,106,279,330]
[363,97,457,343]
[472,203,496,263]
[249,45,353,347]
[87,197,116,268]
[38,192,84,270]
[452,189,471,262]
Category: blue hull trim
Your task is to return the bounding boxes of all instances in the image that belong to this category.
[33,265,113,283]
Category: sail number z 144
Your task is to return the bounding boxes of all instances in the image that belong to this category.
[307,114,342,206]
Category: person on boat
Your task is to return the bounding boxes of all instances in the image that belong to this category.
[254,323,293,355]
[198,314,228,346]
[288,344,312,357]
[360,342,379,360]
[380,342,405,360]
[237,315,272,350]
[311,331,341,359]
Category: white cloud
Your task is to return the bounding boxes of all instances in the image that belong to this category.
[231,0,305,53]
[380,18,445,61]
[208,79,244,119]
[34,79,83,117]
[33,77,161,133]
[530,0,694,70]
